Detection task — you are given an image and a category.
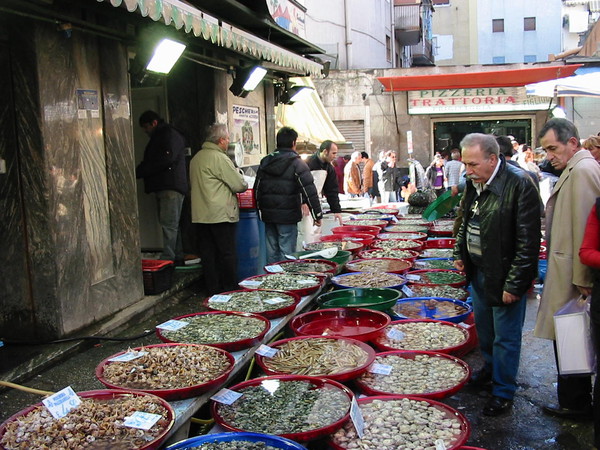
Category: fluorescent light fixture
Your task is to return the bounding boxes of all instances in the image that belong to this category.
[229,66,268,97]
[146,39,186,74]
[287,85,314,102]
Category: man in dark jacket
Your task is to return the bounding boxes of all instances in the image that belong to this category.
[254,127,323,263]
[453,133,541,417]
[307,140,342,225]
[136,110,188,263]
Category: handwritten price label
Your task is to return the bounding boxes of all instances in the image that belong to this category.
[42,386,81,419]
[211,388,243,405]
[123,411,162,430]
[156,319,189,331]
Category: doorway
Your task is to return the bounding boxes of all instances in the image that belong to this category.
[433,117,533,155]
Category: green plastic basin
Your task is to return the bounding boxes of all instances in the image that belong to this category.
[292,250,352,273]
[317,288,402,312]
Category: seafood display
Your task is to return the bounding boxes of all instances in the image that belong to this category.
[240,273,322,292]
[188,443,281,450]
[0,392,172,450]
[357,353,468,396]
[343,219,386,227]
[420,248,454,258]
[378,232,428,241]
[99,344,232,391]
[332,272,406,288]
[260,337,370,377]
[158,313,268,346]
[351,214,394,221]
[214,378,351,437]
[385,224,429,233]
[407,270,466,286]
[407,285,469,300]
[362,208,398,215]
[361,249,419,260]
[206,290,297,315]
[345,258,411,273]
[413,259,456,270]
[393,298,469,320]
[269,260,336,274]
[371,239,421,250]
[375,321,469,351]
[330,397,467,450]
[304,240,362,252]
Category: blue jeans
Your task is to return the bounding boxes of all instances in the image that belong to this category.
[155,190,184,261]
[265,223,298,264]
[471,269,527,400]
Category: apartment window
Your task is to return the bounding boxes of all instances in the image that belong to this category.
[433,0,450,5]
[492,19,504,33]
[492,56,506,64]
[524,17,536,31]
[386,35,392,62]
[524,54,537,63]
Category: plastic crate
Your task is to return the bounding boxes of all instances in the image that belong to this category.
[236,189,256,209]
[142,260,174,295]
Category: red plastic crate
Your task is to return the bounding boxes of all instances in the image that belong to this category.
[236,189,256,209]
[142,259,174,295]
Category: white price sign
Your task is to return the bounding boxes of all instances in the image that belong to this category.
[211,388,243,405]
[265,265,284,273]
[156,319,189,331]
[42,386,81,419]
[255,344,279,357]
[108,351,148,362]
[210,295,232,303]
[350,397,365,439]
[369,363,393,375]
[387,328,405,340]
[123,411,162,430]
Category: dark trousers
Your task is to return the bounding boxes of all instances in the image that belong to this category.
[197,222,238,296]
[552,340,592,410]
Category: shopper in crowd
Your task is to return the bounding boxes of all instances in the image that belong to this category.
[579,198,600,448]
[534,118,600,419]
[523,146,541,178]
[254,127,322,263]
[583,135,600,163]
[333,154,350,194]
[307,140,343,226]
[190,123,248,295]
[360,151,376,201]
[376,150,399,203]
[425,153,446,197]
[444,148,464,196]
[136,110,188,264]
[343,151,363,197]
[454,133,541,417]
[497,136,539,189]
[371,150,386,203]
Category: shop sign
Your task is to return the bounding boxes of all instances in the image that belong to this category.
[408,86,551,115]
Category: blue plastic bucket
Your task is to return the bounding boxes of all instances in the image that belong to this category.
[236,210,260,280]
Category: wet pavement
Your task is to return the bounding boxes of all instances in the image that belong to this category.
[0,281,596,449]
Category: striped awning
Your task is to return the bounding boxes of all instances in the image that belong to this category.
[97,0,323,76]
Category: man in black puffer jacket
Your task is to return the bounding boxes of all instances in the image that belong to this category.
[453,133,541,417]
[254,127,323,263]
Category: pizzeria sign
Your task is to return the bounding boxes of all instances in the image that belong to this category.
[407,86,551,115]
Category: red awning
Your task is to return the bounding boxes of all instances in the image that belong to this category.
[377,64,582,92]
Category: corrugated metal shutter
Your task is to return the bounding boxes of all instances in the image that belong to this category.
[334,120,365,155]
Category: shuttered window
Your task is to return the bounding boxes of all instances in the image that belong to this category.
[334,120,366,154]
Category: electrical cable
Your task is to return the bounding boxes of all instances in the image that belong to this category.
[190,417,214,425]
[0,380,54,396]
[1,329,155,346]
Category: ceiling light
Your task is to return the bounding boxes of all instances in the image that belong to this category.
[229,66,268,97]
[146,39,186,74]
[287,85,314,103]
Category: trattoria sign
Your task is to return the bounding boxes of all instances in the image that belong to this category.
[408,86,551,115]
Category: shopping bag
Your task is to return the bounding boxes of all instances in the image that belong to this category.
[553,296,596,375]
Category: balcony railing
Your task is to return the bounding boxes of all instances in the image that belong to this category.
[411,38,434,66]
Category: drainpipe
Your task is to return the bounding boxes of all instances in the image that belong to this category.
[390,0,396,68]
[344,0,352,69]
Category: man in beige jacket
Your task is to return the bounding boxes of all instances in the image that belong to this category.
[190,123,248,295]
[534,118,600,419]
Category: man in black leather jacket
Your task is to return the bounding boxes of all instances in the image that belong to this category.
[453,133,541,417]
[254,127,322,263]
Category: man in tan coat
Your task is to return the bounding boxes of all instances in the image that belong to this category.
[534,118,600,419]
[360,151,375,200]
[343,151,362,196]
[190,123,248,295]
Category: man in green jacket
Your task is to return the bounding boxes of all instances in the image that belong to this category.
[190,123,248,295]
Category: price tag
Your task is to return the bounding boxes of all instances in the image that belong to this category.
[435,439,447,450]
[405,274,421,281]
[387,328,405,340]
[391,216,399,223]
[297,279,316,284]
[209,294,232,303]
[458,322,470,328]
[401,285,414,297]
[123,411,162,430]
[414,260,426,267]
[42,386,81,419]
[264,297,288,305]
[265,264,284,273]
[240,279,262,287]
[255,344,278,357]
[211,388,243,405]
[108,351,148,362]
[350,397,365,439]
[156,319,189,331]
[369,363,393,375]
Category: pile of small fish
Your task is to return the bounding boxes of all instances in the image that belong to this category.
[161,314,266,345]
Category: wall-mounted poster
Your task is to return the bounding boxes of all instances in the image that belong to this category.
[232,104,261,166]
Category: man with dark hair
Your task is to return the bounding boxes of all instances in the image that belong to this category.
[360,151,375,201]
[307,140,343,225]
[496,135,539,189]
[454,133,541,417]
[190,123,248,295]
[136,110,188,264]
[534,118,600,419]
[254,127,323,263]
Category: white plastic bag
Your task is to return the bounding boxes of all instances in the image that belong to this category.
[553,296,596,375]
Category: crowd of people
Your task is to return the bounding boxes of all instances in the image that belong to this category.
[136,113,600,447]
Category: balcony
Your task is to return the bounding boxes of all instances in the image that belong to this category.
[411,38,435,66]
[394,2,421,46]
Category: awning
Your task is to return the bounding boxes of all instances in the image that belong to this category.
[276,77,346,145]
[526,72,600,98]
[377,65,582,92]
[97,0,323,77]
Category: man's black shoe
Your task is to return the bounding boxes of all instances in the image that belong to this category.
[483,396,513,416]
[542,404,593,420]
[469,368,492,387]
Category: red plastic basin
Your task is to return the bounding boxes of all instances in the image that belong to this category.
[321,232,376,248]
[378,231,429,241]
[359,248,420,262]
[203,289,301,319]
[406,269,467,287]
[345,257,412,274]
[425,238,456,249]
[331,225,380,236]
[371,238,424,252]
[290,307,391,342]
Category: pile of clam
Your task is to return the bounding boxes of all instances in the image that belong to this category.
[376,321,468,351]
